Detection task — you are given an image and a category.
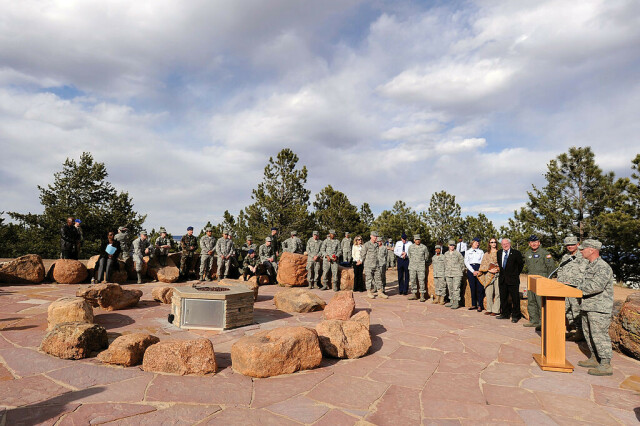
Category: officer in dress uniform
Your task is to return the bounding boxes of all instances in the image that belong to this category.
[464,237,485,312]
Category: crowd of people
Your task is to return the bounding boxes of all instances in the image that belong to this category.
[59,217,616,377]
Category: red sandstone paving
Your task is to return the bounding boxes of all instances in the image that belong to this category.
[146,372,252,405]
[388,344,442,363]
[4,402,79,426]
[422,398,522,422]
[516,408,558,425]
[437,351,489,374]
[46,362,144,389]
[534,391,620,424]
[0,374,71,406]
[521,374,592,398]
[366,384,421,425]
[111,404,221,425]
[57,402,156,425]
[0,347,74,377]
[431,334,465,352]
[329,354,386,377]
[497,343,537,365]
[202,407,300,425]
[306,374,389,410]
[591,384,640,411]
[265,395,330,424]
[312,409,359,425]
[368,358,437,389]
[482,384,541,409]
[252,369,333,408]
[480,363,534,387]
[422,373,485,405]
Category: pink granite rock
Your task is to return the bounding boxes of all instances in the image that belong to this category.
[323,290,355,320]
[51,259,89,284]
[142,338,217,375]
[76,283,142,311]
[276,252,309,287]
[97,333,160,366]
[316,312,371,359]
[151,286,174,304]
[40,322,108,359]
[47,297,93,330]
[274,288,326,313]
[0,254,45,284]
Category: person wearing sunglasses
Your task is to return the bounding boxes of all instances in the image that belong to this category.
[479,238,500,315]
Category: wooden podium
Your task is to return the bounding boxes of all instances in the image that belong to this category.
[528,275,583,373]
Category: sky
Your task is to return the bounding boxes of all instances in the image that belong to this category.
[1,0,639,234]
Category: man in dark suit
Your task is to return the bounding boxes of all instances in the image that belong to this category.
[496,238,525,323]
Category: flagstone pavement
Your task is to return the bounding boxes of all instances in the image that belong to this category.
[0,273,638,425]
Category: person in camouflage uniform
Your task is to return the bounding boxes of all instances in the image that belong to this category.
[282,230,304,254]
[341,232,352,264]
[321,229,342,291]
[180,227,198,279]
[114,226,131,261]
[377,236,388,291]
[270,227,280,270]
[240,235,257,261]
[386,238,395,268]
[154,227,172,266]
[199,227,216,281]
[557,235,587,341]
[132,230,151,284]
[306,231,322,289]
[361,231,387,299]
[432,245,446,304]
[259,236,277,283]
[523,235,556,330]
[215,229,235,280]
[444,240,465,309]
[407,234,429,302]
[576,239,614,376]
[242,249,259,281]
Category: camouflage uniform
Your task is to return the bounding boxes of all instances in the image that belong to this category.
[432,250,446,298]
[114,229,131,261]
[154,231,172,266]
[180,233,198,277]
[215,234,235,279]
[282,234,304,254]
[242,253,259,280]
[132,236,150,272]
[199,233,216,280]
[361,237,382,294]
[377,237,388,290]
[386,239,395,268]
[341,235,352,263]
[444,246,465,308]
[524,245,556,326]
[258,240,277,282]
[240,236,257,260]
[408,237,429,300]
[557,246,586,335]
[321,233,342,291]
[306,234,323,288]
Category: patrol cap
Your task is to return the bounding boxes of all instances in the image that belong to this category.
[528,234,539,242]
[291,230,297,236]
[329,229,336,234]
[376,236,383,242]
[435,245,442,250]
[414,234,421,240]
[187,226,194,231]
[345,231,350,236]
[118,226,126,232]
[248,249,255,254]
[246,235,252,240]
[388,238,392,242]
[265,236,272,242]
[371,231,379,237]
[448,239,456,246]
[579,239,602,250]
[472,237,480,242]
[312,230,319,236]
[563,235,579,245]
[159,227,167,233]
[140,230,148,236]
[205,227,212,232]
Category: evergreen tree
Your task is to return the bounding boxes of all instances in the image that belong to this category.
[373,201,427,243]
[423,191,463,244]
[312,185,361,238]
[463,213,498,247]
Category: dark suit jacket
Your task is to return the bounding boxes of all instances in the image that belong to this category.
[497,248,524,286]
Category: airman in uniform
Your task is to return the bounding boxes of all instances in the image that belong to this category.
[215,229,235,280]
[432,245,446,304]
[306,231,322,289]
[132,230,151,284]
[557,235,586,341]
[407,234,429,301]
[341,232,352,264]
[386,238,395,268]
[523,235,556,330]
[444,240,465,309]
[361,231,387,299]
[180,226,198,279]
[377,236,388,291]
[154,227,172,266]
[282,230,304,254]
[114,226,131,261]
[321,229,342,291]
[259,236,277,283]
[242,249,259,281]
[199,227,216,281]
[241,235,257,260]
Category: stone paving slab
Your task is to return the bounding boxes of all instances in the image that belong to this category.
[0,273,639,424]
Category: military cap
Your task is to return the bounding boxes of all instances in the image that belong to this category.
[448,239,456,246]
[140,230,148,236]
[248,249,255,254]
[414,234,421,240]
[563,235,579,245]
[118,226,126,232]
[329,229,336,234]
[312,230,319,236]
[388,238,392,242]
[345,231,350,236]
[435,244,442,250]
[271,227,278,231]
[205,227,212,232]
[579,239,602,250]
[265,236,272,242]
[246,235,253,240]
[401,233,407,239]
[222,229,230,235]
[159,227,167,233]
[472,237,480,242]
[371,231,379,237]
[376,236,383,242]
[187,226,194,231]
[528,234,539,242]
[75,219,82,224]
[291,230,297,236]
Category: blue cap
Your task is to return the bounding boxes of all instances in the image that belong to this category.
[248,249,255,254]
[401,233,407,239]
[75,219,81,224]
[271,227,278,231]
[528,234,539,242]
[187,226,194,231]
[472,237,480,242]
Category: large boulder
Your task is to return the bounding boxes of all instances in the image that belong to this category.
[274,288,326,313]
[610,293,640,360]
[316,311,371,359]
[0,254,45,284]
[323,291,355,320]
[248,275,270,286]
[151,286,174,304]
[219,278,259,302]
[338,266,355,291]
[86,255,127,284]
[47,297,93,330]
[126,257,148,280]
[40,322,108,360]
[76,283,142,311]
[426,265,436,299]
[98,333,160,366]
[231,326,322,378]
[142,338,217,375]
[147,257,180,283]
[276,252,308,287]
[51,259,89,284]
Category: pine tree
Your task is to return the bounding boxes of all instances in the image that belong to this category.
[312,185,361,238]
[423,191,463,244]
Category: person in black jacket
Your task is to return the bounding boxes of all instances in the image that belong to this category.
[60,217,81,259]
[496,238,525,323]
[94,231,121,283]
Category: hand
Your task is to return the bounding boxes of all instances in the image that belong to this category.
[108,254,113,259]
[313,256,318,261]
[357,261,362,265]
[473,271,479,276]
[489,267,498,273]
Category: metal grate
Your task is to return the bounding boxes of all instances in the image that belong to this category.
[193,286,230,292]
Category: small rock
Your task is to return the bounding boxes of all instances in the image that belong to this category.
[51,259,89,284]
[47,297,93,330]
[147,257,180,283]
[40,322,108,359]
[97,333,160,366]
[276,252,309,286]
[611,292,640,360]
[323,290,355,320]
[316,315,371,359]
[151,286,174,304]
[142,338,217,375]
[274,288,326,313]
[0,254,46,284]
[76,283,142,311]
[338,266,355,291]
[351,310,370,329]
[231,326,322,377]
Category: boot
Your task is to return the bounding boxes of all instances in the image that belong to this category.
[444,301,452,307]
[377,290,388,299]
[588,359,613,376]
[419,295,426,302]
[566,330,585,342]
[408,294,417,300]
[450,302,460,309]
[367,290,376,299]
[523,321,539,328]
[206,275,212,282]
[439,296,446,305]
[577,356,599,368]
[136,272,143,284]
[242,273,247,281]
[199,274,205,281]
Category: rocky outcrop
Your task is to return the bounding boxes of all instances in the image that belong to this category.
[40,322,108,359]
[274,288,326,313]
[47,297,93,330]
[126,257,148,280]
[611,292,640,360]
[97,333,160,366]
[76,283,142,311]
[147,257,180,283]
[0,254,45,284]
[338,266,355,291]
[316,310,371,359]
[50,259,89,284]
[323,290,355,321]
[276,252,308,287]
[231,326,322,377]
[151,286,174,304]
[142,338,217,375]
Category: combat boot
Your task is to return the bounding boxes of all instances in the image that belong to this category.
[206,275,212,282]
[450,302,460,310]
[136,272,143,284]
[367,290,376,299]
[242,273,247,281]
[377,290,388,299]
[588,359,613,376]
[566,331,584,342]
[439,296,447,305]
[577,356,599,368]
[408,294,417,300]
[444,300,452,307]
[419,295,426,302]
[523,321,538,328]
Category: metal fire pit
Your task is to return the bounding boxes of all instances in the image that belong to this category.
[171,284,254,330]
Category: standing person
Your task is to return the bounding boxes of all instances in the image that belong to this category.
[132,230,151,284]
[394,234,412,295]
[282,230,304,254]
[199,227,216,281]
[407,234,429,302]
[577,239,614,376]
[377,236,388,292]
[60,217,81,259]
[456,237,467,257]
[180,227,198,280]
[432,245,446,305]
[74,219,83,257]
[114,226,131,261]
[361,231,387,299]
[386,238,395,268]
[270,227,280,269]
[94,231,121,284]
[341,232,352,264]
[306,231,323,289]
[478,238,500,316]
[215,229,235,280]
[496,238,525,323]
[259,236,277,284]
[444,240,465,309]
[465,237,485,312]
[557,235,586,341]
[523,235,556,330]
[241,235,257,260]
[352,236,365,292]
[321,229,342,291]
[154,227,172,267]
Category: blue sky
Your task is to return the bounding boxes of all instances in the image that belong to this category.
[1,0,639,234]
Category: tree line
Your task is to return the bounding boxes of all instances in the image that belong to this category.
[1,147,638,284]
